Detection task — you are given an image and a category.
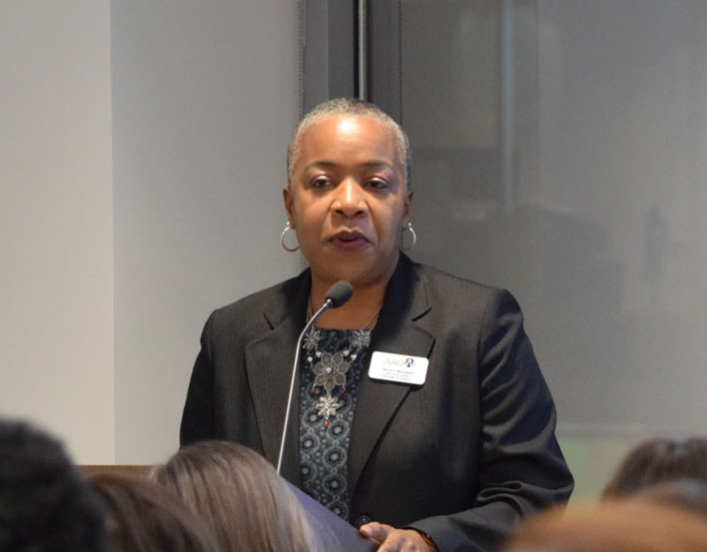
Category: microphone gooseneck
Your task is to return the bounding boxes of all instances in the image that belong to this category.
[276,281,353,475]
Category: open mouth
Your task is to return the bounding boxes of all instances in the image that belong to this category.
[332,231,368,249]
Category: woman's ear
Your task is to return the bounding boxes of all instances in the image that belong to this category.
[402,190,413,226]
[283,186,295,227]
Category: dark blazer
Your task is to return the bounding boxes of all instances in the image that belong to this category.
[181,254,573,552]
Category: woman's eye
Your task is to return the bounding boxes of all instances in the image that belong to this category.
[310,177,330,188]
[368,179,389,190]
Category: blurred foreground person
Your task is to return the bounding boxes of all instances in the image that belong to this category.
[155,441,322,552]
[602,437,707,498]
[0,419,105,551]
[501,500,707,552]
[89,473,217,552]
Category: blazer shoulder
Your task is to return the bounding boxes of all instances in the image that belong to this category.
[206,270,309,338]
[415,262,513,306]
[410,263,527,338]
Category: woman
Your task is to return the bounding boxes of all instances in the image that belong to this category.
[89,473,217,552]
[154,441,323,552]
[181,98,573,551]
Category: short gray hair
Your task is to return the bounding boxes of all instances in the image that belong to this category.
[287,98,412,189]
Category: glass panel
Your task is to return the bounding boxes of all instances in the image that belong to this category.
[396,0,707,501]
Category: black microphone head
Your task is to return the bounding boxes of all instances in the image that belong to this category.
[325,281,353,308]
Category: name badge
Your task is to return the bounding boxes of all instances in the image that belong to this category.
[368,352,429,385]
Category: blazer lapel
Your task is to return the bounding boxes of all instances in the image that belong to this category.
[348,255,435,495]
[244,271,310,485]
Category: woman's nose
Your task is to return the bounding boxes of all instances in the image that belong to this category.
[332,179,366,217]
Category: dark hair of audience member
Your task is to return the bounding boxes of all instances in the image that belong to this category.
[501,500,707,552]
[602,437,707,498]
[154,441,319,552]
[0,419,105,552]
[89,473,217,552]
[636,478,707,520]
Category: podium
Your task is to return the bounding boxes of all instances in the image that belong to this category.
[286,481,377,551]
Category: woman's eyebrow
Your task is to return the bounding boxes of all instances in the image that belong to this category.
[303,160,394,171]
[303,160,337,171]
[361,161,394,170]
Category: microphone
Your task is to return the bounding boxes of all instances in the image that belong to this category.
[276,281,353,475]
[324,280,354,308]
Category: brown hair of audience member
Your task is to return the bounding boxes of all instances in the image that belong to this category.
[602,437,707,498]
[637,478,707,520]
[501,500,707,552]
[89,473,217,552]
[154,441,318,552]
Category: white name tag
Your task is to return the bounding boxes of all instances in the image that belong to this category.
[368,352,429,385]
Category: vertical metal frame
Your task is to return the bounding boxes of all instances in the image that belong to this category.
[301,0,357,113]
[500,0,516,213]
[357,0,369,100]
[301,0,402,117]
[366,0,403,122]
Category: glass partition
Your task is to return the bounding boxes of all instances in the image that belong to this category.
[370,0,707,502]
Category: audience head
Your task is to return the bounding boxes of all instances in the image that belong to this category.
[602,437,707,498]
[155,441,318,552]
[89,473,217,552]
[501,500,707,552]
[636,478,707,520]
[0,419,105,552]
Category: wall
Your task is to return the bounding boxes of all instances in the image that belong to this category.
[0,0,301,464]
[394,0,707,501]
[111,1,301,463]
[0,0,115,462]
[534,0,707,501]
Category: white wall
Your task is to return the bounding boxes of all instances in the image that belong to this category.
[111,1,301,463]
[0,1,114,462]
[0,1,301,464]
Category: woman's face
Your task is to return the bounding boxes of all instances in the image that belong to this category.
[284,115,412,288]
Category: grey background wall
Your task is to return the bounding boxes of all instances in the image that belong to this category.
[1,1,300,464]
[0,0,114,463]
[110,1,301,464]
[394,0,707,501]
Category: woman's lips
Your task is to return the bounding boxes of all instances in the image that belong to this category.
[331,231,368,250]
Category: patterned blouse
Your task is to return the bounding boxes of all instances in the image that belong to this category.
[298,327,372,521]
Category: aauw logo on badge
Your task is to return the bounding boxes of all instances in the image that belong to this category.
[368,352,429,385]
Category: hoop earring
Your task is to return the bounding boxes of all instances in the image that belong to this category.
[281,221,300,252]
[401,222,417,251]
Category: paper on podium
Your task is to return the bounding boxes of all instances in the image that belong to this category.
[286,481,377,551]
